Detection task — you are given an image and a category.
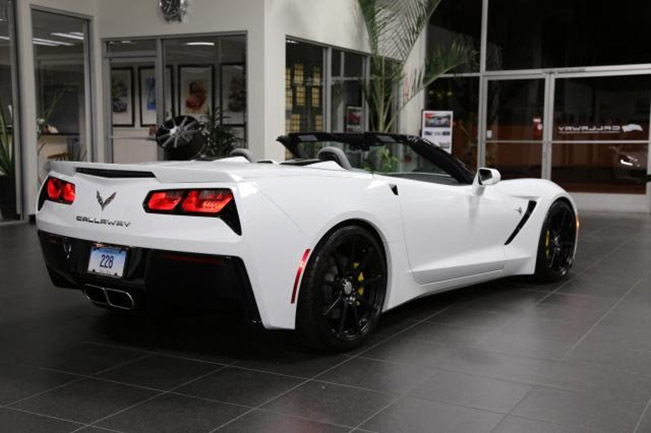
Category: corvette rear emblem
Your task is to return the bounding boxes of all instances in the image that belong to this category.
[96,191,116,211]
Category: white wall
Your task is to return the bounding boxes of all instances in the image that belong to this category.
[264,0,369,159]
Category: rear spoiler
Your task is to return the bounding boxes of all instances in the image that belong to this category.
[48,161,240,184]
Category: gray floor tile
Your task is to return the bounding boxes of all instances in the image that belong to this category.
[401,322,492,347]
[409,371,531,413]
[97,393,246,433]
[636,408,651,433]
[566,340,651,376]
[215,409,350,433]
[4,341,145,376]
[360,337,457,369]
[262,381,394,427]
[12,378,158,424]
[360,396,504,433]
[176,366,303,406]
[540,361,651,404]
[426,307,514,330]
[512,386,645,433]
[441,347,556,385]
[234,350,349,379]
[492,415,591,433]
[474,332,573,360]
[318,357,433,394]
[0,363,79,405]
[97,354,222,390]
[0,407,82,433]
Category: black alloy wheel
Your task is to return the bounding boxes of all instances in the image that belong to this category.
[535,200,577,282]
[296,225,387,351]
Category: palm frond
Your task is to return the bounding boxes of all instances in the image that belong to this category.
[359,0,442,62]
[384,39,475,131]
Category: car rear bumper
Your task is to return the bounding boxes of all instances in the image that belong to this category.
[38,230,261,324]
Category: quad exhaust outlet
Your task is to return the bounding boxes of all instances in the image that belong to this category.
[83,285,135,310]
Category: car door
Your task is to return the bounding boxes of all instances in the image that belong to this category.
[397,178,524,285]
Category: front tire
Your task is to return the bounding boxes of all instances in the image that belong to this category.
[296,225,387,352]
[534,200,577,282]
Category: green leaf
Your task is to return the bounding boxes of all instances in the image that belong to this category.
[357,0,475,132]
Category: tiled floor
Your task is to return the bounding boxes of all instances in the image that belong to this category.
[1,212,651,433]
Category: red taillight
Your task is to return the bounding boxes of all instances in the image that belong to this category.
[147,191,184,211]
[47,177,62,200]
[144,189,233,215]
[45,177,75,205]
[181,190,233,214]
[62,182,76,203]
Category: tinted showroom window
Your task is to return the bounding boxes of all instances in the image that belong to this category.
[428,0,481,73]
[488,0,651,70]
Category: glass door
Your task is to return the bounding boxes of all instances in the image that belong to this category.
[550,71,651,195]
[105,39,161,163]
[105,35,248,163]
[481,75,549,179]
[0,0,19,222]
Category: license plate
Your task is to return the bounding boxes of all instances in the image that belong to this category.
[88,245,127,278]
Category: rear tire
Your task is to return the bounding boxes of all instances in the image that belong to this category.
[534,200,577,282]
[296,225,387,352]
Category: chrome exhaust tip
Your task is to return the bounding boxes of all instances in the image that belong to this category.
[83,285,135,310]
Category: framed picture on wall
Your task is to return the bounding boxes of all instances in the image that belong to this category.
[178,65,213,118]
[111,68,134,127]
[345,106,363,132]
[220,63,246,125]
[138,66,174,126]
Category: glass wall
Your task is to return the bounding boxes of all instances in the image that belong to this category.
[428,0,481,73]
[107,35,247,163]
[331,49,365,133]
[552,75,651,194]
[426,0,651,202]
[487,0,651,71]
[32,10,90,183]
[426,77,479,170]
[286,40,325,133]
[0,0,18,221]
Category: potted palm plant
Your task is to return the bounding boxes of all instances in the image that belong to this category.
[358,0,475,132]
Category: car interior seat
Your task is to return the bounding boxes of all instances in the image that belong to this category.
[229,148,254,162]
[316,146,352,170]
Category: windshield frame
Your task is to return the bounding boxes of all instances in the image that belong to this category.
[277,132,475,185]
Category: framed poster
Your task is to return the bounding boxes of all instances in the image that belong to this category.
[345,105,363,132]
[138,66,174,126]
[422,110,453,153]
[178,65,213,118]
[111,68,134,127]
[220,63,246,125]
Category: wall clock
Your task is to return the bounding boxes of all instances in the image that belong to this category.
[159,0,188,22]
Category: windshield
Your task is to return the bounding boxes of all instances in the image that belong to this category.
[278,132,474,185]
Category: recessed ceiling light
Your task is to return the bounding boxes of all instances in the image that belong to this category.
[51,32,84,41]
[33,37,73,47]
[185,42,215,46]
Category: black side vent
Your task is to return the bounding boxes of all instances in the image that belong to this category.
[77,168,155,178]
[505,200,537,245]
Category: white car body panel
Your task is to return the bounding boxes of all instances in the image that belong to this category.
[36,155,577,330]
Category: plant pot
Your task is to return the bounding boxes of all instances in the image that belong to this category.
[0,174,17,220]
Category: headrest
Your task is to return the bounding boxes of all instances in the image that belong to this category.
[316,146,352,170]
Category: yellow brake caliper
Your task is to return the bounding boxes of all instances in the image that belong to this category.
[545,229,551,259]
[354,262,364,305]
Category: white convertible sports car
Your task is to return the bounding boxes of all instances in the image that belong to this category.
[36,131,578,351]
